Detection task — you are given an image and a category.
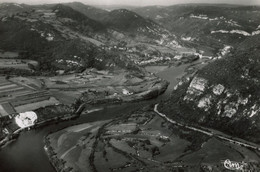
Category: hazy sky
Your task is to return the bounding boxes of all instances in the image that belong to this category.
[0,0,260,6]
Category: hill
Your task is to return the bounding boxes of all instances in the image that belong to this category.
[52,4,106,33]
[133,4,260,55]
[64,3,174,42]
[0,3,152,75]
[158,35,260,143]
[0,3,33,17]
[64,2,109,22]
[0,2,187,75]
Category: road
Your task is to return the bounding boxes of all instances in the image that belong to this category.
[154,104,260,151]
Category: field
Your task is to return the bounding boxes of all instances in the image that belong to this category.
[43,68,168,105]
[45,121,109,172]
[0,59,38,70]
[50,90,81,105]
[43,69,128,89]
[10,77,43,89]
[14,97,60,113]
[46,108,260,172]
[0,51,19,58]
[0,102,15,118]
[0,77,60,116]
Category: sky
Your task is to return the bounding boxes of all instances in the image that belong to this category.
[0,0,260,6]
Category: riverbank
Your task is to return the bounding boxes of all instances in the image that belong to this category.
[0,61,202,172]
[0,56,206,151]
[77,79,169,105]
[44,120,109,172]
[0,76,168,150]
[154,104,260,150]
[45,105,260,172]
[44,68,170,106]
[0,105,77,149]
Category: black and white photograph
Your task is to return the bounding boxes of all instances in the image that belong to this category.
[0,0,259,171]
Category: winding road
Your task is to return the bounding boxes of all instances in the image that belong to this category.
[154,103,260,151]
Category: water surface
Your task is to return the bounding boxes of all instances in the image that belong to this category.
[0,64,189,172]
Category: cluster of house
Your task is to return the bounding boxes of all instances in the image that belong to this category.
[101,45,138,52]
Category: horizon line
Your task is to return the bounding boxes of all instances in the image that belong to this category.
[0,1,259,7]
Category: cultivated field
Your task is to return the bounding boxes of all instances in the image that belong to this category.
[0,59,38,70]
[46,109,260,172]
[43,68,168,105]
[0,77,60,115]
[46,121,109,172]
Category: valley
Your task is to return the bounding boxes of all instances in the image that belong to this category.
[0,1,259,172]
[0,2,201,148]
[45,104,260,172]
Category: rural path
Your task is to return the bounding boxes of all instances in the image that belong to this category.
[154,104,260,151]
[60,145,77,159]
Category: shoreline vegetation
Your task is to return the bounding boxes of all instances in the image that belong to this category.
[43,105,260,172]
[0,74,169,149]
[44,120,110,172]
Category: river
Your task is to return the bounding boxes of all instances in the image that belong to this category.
[0,64,190,172]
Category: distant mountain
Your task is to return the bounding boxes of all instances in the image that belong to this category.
[0,3,147,75]
[53,3,173,43]
[103,9,155,31]
[100,9,172,41]
[3,2,258,77]
[94,4,138,11]
[65,2,171,40]
[64,3,172,41]
[52,4,106,33]
[64,2,109,22]
[133,4,260,54]
[159,35,260,143]
[0,3,33,17]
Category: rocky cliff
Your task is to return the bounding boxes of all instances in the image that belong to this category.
[159,36,260,143]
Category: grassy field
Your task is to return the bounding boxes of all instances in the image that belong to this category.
[50,90,81,105]
[0,51,19,58]
[46,108,260,171]
[43,68,168,106]
[0,59,38,70]
[0,103,15,118]
[14,97,60,113]
[0,77,61,117]
[43,69,128,89]
[46,121,109,172]
[10,77,43,89]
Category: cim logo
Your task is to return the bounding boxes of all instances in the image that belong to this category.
[223,159,247,171]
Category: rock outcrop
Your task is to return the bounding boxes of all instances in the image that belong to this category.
[159,42,260,143]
